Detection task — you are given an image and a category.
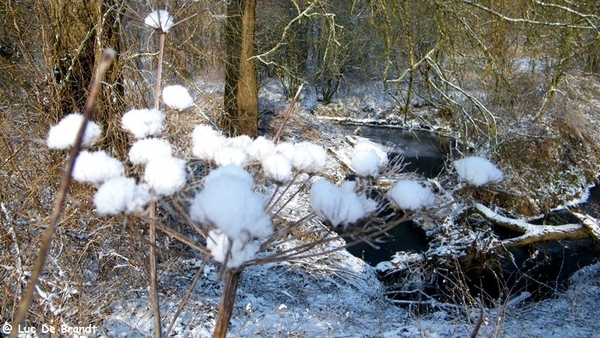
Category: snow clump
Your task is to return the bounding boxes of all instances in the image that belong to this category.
[93,177,151,216]
[287,142,328,174]
[72,150,124,184]
[310,179,377,228]
[162,85,193,111]
[144,10,174,33]
[192,125,225,161]
[47,113,101,149]
[387,179,435,211]
[128,138,172,165]
[249,136,276,162]
[121,108,165,139]
[189,165,272,241]
[214,146,249,167]
[206,229,260,269]
[261,154,293,184]
[144,156,186,196]
[351,140,389,177]
[454,156,504,187]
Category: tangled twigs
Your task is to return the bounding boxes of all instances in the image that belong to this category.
[9,48,115,338]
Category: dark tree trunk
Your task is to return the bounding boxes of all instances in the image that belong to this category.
[222,0,259,137]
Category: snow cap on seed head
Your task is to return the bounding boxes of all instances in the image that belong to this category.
[143,156,187,196]
[163,85,193,111]
[47,113,101,149]
[287,142,328,174]
[192,125,225,162]
[144,10,175,33]
[128,138,172,165]
[72,150,124,184]
[310,178,377,228]
[189,165,272,242]
[387,179,435,211]
[121,108,165,139]
[94,177,151,216]
[453,156,504,187]
[351,139,389,177]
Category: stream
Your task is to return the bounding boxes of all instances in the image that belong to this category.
[338,123,600,301]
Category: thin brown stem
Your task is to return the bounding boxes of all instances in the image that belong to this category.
[164,260,208,338]
[149,202,162,338]
[154,33,166,110]
[149,29,167,338]
[273,83,303,143]
[10,49,115,338]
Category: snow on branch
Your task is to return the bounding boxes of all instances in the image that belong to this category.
[474,204,590,247]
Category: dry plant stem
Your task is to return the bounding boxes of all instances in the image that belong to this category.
[154,32,166,110]
[9,49,115,338]
[149,202,162,338]
[213,269,241,338]
[149,30,166,338]
[164,260,208,338]
[273,83,303,143]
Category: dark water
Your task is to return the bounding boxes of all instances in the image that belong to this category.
[341,125,451,179]
[337,125,452,264]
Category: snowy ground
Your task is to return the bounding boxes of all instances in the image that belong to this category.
[98,245,600,337]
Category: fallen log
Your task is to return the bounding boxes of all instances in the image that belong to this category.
[474,204,590,247]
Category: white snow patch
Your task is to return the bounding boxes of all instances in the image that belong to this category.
[288,142,328,174]
[387,179,435,211]
[206,229,260,269]
[310,179,376,227]
[72,150,124,184]
[47,113,101,149]
[144,10,174,33]
[162,85,193,111]
[93,177,151,216]
[189,165,272,241]
[143,156,186,196]
[121,108,165,139]
[261,154,293,184]
[128,138,172,165]
[454,156,504,187]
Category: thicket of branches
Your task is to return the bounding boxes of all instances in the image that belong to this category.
[1,0,599,336]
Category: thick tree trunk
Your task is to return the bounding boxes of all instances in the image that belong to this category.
[222,0,259,137]
[213,269,242,338]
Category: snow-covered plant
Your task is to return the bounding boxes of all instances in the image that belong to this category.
[41,11,445,338]
[163,84,194,111]
[121,108,165,139]
[454,156,504,187]
[144,10,175,33]
[190,165,273,268]
[351,139,389,177]
[387,179,436,211]
[310,179,378,227]
[47,113,101,149]
[71,150,124,184]
[94,177,151,216]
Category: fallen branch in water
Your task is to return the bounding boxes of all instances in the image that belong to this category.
[474,203,591,247]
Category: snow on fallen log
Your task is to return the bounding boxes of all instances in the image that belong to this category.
[571,211,600,243]
[474,203,589,247]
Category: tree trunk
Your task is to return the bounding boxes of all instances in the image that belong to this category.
[48,0,128,156]
[222,0,259,137]
[213,269,242,338]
